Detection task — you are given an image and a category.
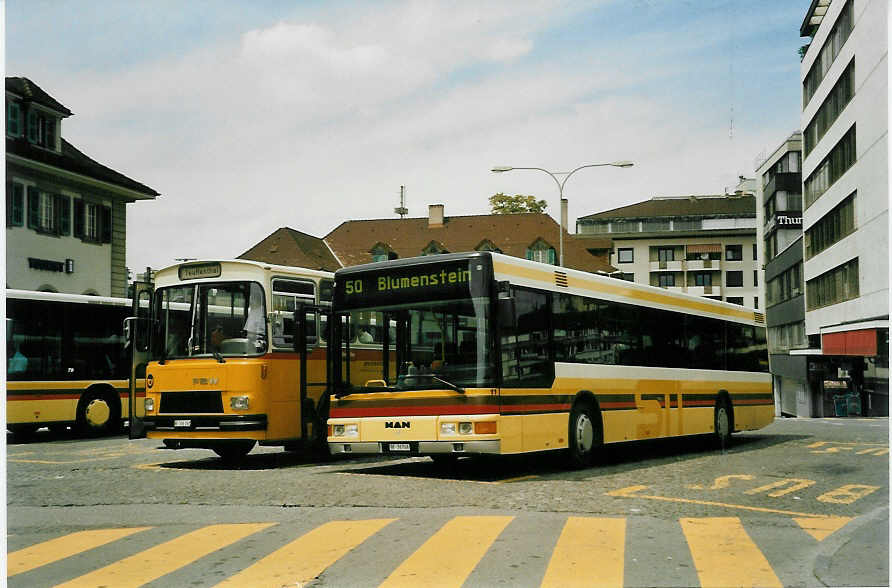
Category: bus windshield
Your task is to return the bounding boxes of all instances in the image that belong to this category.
[151,282,267,360]
[339,296,494,392]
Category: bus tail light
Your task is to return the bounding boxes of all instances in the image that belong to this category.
[474,421,497,434]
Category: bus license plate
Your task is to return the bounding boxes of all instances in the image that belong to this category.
[388,443,411,452]
[174,419,191,428]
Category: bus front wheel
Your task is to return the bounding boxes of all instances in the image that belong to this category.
[212,441,255,462]
[567,402,602,469]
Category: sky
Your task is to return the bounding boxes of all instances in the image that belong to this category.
[6,0,810,275]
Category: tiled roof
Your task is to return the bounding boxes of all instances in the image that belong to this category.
[6,77,72,116]
[7,137,160,199]
[239,227,341,272]
[579,195,756,221]
[322,212,614,273]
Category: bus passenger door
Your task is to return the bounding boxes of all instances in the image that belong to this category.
[127,282,153,439]
[294,304,326,445]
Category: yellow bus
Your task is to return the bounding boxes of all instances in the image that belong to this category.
[327,252,773,467]
[129,259,342,460]
[6,289,133,437]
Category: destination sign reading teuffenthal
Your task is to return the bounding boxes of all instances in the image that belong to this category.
[336,259,489,308]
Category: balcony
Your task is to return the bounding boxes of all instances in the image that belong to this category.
[649,260,684,272]
[764,172,801,200]
[687,285,722,297]
[685,258,720,271]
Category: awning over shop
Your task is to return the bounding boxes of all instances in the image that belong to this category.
[822,329,878,356]
[686,244,722,253]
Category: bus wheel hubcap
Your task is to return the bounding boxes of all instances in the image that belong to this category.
[575,413,594,453]
[716,407,729,437]
[85,399,110,427]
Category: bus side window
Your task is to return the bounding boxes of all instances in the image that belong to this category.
[271,279,316,351]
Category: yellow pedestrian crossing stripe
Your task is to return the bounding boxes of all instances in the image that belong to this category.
[7,515,851,587]
[680,517,782,588]
[215,519,396,587]
[380,516,513,588]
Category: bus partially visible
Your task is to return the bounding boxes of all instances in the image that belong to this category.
[131,259,361,460]
[327,252,772,467]
[6,289,132,437]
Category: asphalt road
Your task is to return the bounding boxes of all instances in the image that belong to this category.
[6,417,889,587]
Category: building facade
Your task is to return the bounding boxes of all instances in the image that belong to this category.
[576,184,761,309]
[798,0,888,415]
[756,133,811,415]
[6,78,159,297]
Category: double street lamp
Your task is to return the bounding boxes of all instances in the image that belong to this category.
[491,161,634,267]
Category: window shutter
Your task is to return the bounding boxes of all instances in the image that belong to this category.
[58,195,71,235]
[27,186,39,228]
[5,183,13,226]
[26,110,38,143]
[74,199,85,238]
[101,205,112,243]
[548,248,556,265]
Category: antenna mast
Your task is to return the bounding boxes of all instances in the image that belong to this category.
[394,185,408,218]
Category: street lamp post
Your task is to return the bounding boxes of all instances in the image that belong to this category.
[491,161,633,267]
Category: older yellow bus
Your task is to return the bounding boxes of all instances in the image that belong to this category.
[130,259,339,460]
[327,252,772,467]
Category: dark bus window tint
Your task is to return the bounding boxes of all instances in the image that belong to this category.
[639,306,688,368]
[501,288,552,387]
[727,322,769,372]
[70,305,128,379]
[7,300,64,380]
[601,301,641,366]
[552,293,602,364]
[319,279,334,303]
[686,315,725,370]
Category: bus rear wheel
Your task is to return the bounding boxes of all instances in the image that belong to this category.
[567,402,602,469]
[212,441,255,462]
[76,389,120,436]
[713,397,733,449]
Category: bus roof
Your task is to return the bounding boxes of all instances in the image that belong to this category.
[5,289,130,306]
[153,259,333,288]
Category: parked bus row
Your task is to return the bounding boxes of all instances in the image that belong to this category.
[8,252,772,468]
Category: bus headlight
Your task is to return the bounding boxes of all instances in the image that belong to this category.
[458,422,473,435]
[230,396,250,410]
[333,424,358,437]
[440,422,457,435]
[144,398,154,412]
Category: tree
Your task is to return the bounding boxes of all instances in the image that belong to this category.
[489,193,548,214]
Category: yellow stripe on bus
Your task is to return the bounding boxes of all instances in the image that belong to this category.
[680,517,782,588]
[541,517,626,588]
[215,519,395,587]
[379,516,513,588]
[8,528,151,577]
[55,523,274,588]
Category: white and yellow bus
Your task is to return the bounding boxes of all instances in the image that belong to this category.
[130,259,346,460]
[6,289,133,437]
[327,252,773,467]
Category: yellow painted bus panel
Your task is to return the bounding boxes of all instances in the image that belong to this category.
[521,412,568,453]
[497,415,523,453]
[361,416,439,441]
[7,398,77,424]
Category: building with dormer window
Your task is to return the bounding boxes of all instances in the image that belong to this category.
[240,204,613,274]
[6,78,159,296]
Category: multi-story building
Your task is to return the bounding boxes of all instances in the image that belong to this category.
[798,0,888,415]
[241,204,614,274]
[6,77,159,297]
[756,133,810,415]
[575,181,761,309]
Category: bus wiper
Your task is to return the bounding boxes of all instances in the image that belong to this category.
[429,375,465,394]
[213,350,226,363]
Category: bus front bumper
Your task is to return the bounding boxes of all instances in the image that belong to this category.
[328,440,501,456]
[144,414,267,433]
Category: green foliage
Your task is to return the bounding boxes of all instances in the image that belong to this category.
[489,193,548,214]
